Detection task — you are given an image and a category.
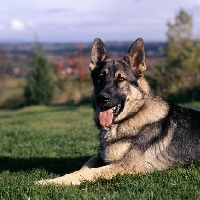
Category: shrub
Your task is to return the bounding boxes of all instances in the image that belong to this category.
[24,45,54,105]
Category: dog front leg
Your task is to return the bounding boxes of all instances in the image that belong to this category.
[36,162,127,185]
[36,155,104,186]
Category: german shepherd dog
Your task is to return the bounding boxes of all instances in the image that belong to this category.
[37,38,200,185]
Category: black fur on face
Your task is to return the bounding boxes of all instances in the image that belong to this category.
[91,59,139,119]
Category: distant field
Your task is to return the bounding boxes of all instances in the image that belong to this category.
[0,77,93,108]
[0,103,200,199]
[0,78,26,100]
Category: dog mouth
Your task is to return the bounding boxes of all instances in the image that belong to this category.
[99,103,124,127]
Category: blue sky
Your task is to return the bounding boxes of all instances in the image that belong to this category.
[0,0,200,42]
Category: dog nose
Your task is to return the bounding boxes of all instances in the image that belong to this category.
[97,93,110,105]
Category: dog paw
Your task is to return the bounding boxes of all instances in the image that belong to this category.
[35,180,49,185]
[35,178,81,186]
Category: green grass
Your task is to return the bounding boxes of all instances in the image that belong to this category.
[0,103,200,199]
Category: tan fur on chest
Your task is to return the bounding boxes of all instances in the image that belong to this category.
[101,140,131,163]
[100,125,132,163]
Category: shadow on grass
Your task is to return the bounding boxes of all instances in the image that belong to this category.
[0,156,91,175]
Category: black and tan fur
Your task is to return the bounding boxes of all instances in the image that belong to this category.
[37,38,200,185]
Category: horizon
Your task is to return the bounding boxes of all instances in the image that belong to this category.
[0,39,168,44]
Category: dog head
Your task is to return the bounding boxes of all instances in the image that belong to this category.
[89,38,150,127]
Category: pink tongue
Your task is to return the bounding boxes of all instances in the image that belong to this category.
[99,108,113,127]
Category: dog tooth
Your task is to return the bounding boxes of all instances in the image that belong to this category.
[112,106,116,112]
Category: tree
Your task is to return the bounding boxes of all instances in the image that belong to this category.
[24,45,54,105]
[149,9,200,102]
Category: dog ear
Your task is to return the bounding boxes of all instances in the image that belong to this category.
[123,38,146,77]
[89,38,111,71]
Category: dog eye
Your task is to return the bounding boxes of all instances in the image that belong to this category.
[98,73,106,82]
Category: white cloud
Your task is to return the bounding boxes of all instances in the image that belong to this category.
[10,19,37,32]
[10,19,25,31]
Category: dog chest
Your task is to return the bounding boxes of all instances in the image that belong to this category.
[99,125,131,163]
[101,140,131,163]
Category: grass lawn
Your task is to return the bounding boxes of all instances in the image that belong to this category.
[0,102,200,199]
